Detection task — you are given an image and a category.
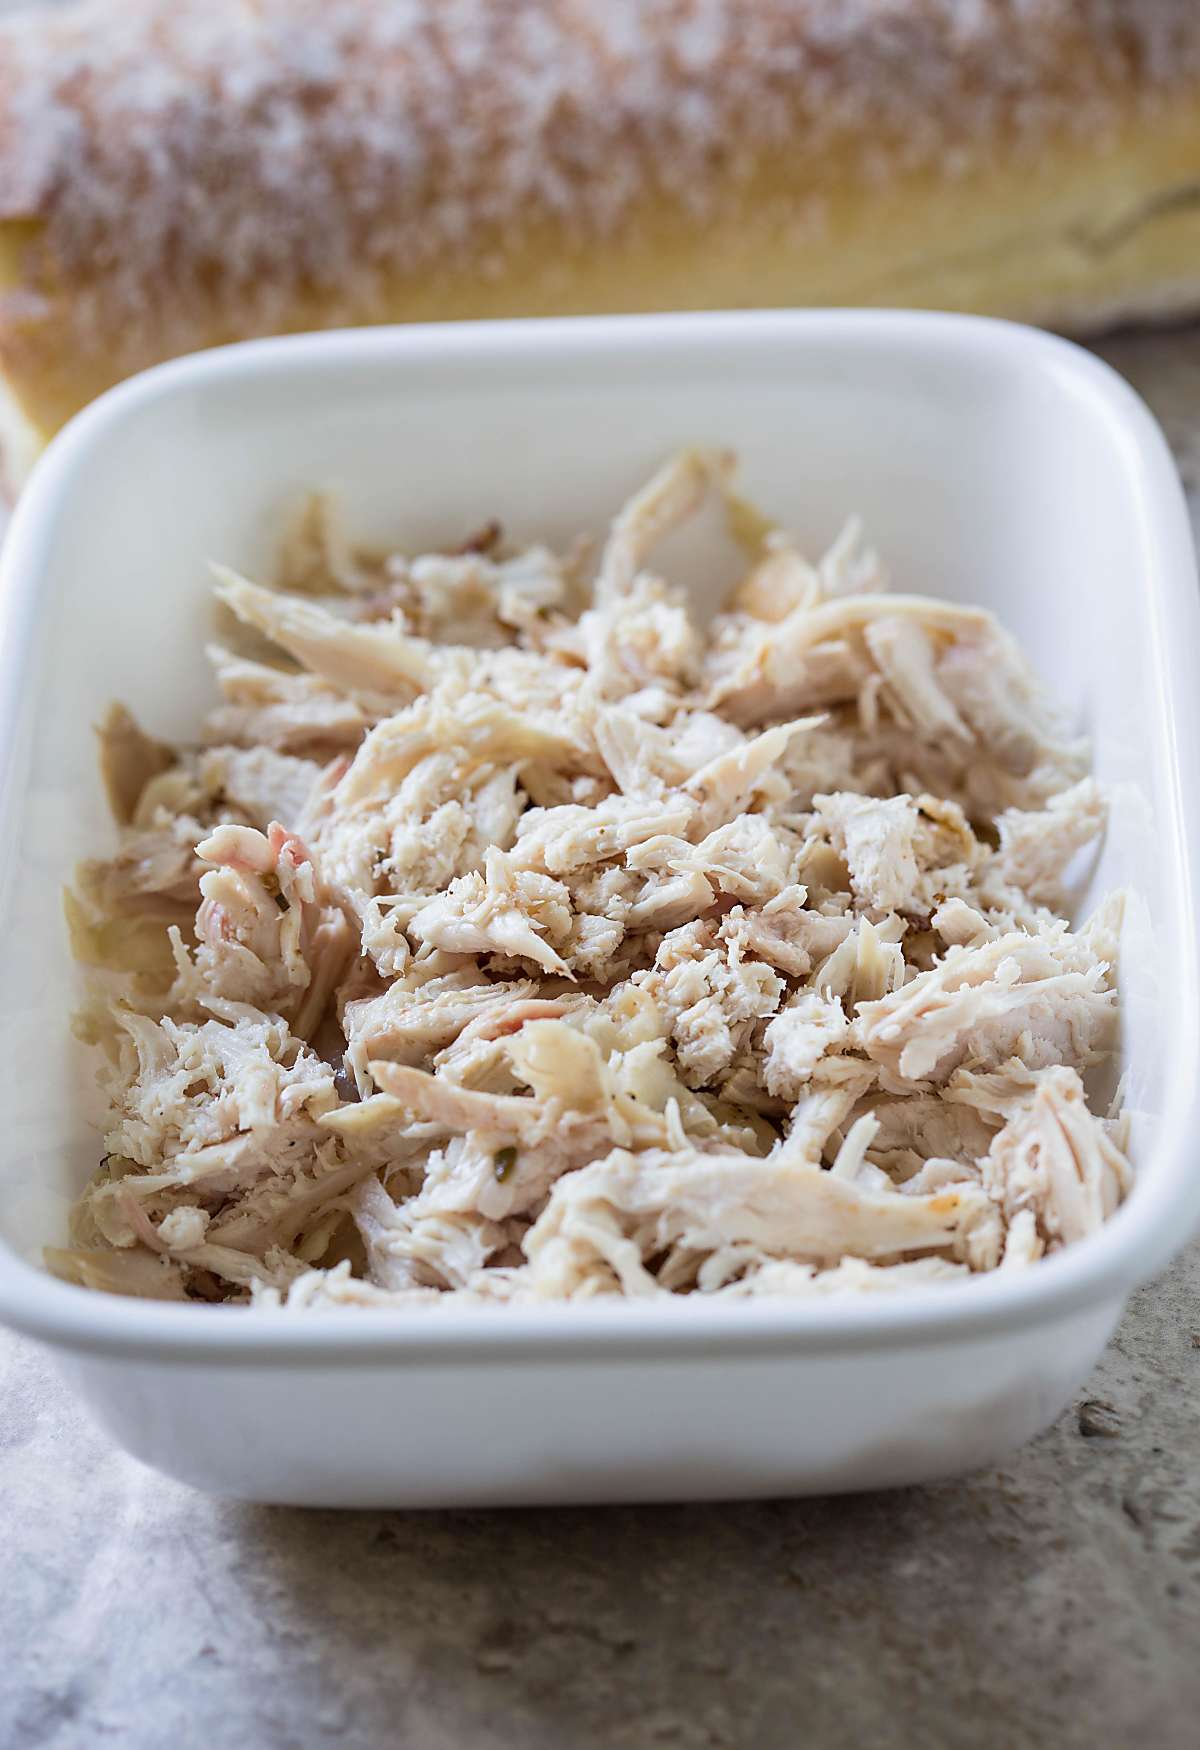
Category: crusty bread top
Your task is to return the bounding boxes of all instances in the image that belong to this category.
[2,0,1200,373]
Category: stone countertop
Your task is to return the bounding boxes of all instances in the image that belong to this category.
[2,325,1200,1750]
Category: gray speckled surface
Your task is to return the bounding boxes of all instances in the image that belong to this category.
[3,325,1200,1750]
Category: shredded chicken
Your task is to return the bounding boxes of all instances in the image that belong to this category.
[57,454,1129,1308]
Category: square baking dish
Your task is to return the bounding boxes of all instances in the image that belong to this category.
[0,311,1197,1508]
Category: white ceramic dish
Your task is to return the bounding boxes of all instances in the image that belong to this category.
[0,311,1197,1508]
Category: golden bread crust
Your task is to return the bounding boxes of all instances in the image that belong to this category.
[2,0,1200,448]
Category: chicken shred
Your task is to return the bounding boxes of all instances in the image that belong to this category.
[57,455,1129,1308]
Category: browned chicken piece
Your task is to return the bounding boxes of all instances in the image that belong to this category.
[95,702,176,825]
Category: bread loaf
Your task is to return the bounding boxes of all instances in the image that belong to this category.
[2,0,1200,479]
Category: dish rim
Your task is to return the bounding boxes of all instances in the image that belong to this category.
[0,306,1196,1365]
